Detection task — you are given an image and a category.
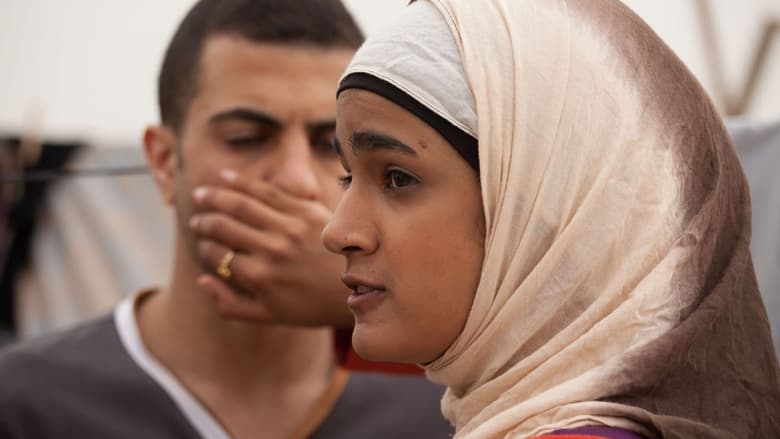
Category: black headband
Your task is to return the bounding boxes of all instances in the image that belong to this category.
[338,72,479,172]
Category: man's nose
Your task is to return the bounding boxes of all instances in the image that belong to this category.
[265,132,322,200]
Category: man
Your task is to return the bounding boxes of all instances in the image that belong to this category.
[0,1,451,437]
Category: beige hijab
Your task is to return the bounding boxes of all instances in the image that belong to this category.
[404,0,780,437]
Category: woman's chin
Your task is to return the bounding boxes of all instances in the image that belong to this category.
[351,323,435,365]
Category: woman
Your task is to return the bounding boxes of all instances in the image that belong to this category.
[322,0,780,437]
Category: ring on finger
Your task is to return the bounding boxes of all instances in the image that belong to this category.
[216,250,236,280]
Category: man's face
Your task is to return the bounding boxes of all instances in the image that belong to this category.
[171,36,353,254]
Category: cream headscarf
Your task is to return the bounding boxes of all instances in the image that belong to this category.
[341,0,780,437]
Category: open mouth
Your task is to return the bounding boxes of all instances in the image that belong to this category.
[341,273,386,294]
[341,273,387,309]
[353,284,383,295]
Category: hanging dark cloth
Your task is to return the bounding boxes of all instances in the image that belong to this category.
[0,137,83,339]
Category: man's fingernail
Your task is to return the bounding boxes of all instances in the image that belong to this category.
[197,274,211,288]
[220,169,238,182]
[193,187,208,201]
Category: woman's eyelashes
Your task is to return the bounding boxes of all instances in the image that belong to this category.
[338,167,420,192]
[338,173,352,189]
[384,168,419,190]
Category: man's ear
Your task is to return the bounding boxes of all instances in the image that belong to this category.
[143,125,178,205]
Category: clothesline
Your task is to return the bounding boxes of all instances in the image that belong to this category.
[1,166,149,183]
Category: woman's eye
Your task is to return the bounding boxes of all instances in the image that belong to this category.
[386,169,419,190]
[338,173,352,189]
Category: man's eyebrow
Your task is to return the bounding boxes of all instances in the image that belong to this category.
[209,108,281,127]
[349,130,418,156]
[307,120,337,133]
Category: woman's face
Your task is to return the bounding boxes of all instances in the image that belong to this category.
[322,89,485,364]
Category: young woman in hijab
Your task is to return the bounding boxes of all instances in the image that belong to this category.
[322,0,780,437]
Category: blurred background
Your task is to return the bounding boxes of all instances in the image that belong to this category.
[1,0,778,142]
[1,1,778,349]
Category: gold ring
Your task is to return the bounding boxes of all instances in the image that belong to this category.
[216,250,236,280]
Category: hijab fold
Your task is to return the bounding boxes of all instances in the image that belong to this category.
[342,0,780,437]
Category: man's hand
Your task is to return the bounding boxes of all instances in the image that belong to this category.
[189,170,354,328]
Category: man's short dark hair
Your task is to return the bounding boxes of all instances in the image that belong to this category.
[158,0,364,132]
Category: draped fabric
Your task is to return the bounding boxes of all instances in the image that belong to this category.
[14,146,172,338]
[421,1,780,437]
[727,118,780,356]
[0,139,82,334]
[343,0,780,437]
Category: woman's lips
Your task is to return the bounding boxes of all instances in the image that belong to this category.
[354,284,376,294]
[341,273,386,292]
[341,273,388,311]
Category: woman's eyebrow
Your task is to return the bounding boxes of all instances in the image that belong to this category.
[349,130,418,156]
[331,136,344,157]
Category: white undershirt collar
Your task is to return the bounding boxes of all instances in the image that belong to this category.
[114,290,231,439]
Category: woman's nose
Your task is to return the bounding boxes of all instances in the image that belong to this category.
[321,191,378,256]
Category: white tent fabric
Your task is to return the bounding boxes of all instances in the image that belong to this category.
[15,145,172,338]
[727,118,780,355]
